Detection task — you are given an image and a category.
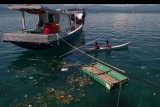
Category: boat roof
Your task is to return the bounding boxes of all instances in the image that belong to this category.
[67,8,85,11]
[55,8,85,14]
[8,5,70,15]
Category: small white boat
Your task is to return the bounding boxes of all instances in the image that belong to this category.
[84,41,131,53]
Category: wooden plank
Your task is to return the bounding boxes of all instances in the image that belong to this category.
[3,33,51,43]
[84,66,119,85]
[97,74,119,84]
[84,66,105,75]
[93,64,111,73]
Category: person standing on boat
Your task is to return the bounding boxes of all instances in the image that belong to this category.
[95,42,100,49]
[105,40,111,49]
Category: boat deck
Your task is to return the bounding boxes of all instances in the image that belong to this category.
[82,62,129,90]
[2,24,82,43]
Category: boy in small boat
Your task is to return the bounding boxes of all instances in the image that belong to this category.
[105,40,111,49]
[95,42,100,49]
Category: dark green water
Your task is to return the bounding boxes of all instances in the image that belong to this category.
[0,9,160,107]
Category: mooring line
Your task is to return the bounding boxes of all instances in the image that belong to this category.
[116,82,122,107]
[59,37,101,57]
[56,33,126,74]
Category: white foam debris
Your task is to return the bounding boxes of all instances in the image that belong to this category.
[28,105,32,107]
[61,68,68,71]
[29,77,33,79]
[153,92,156,96]
[24,94,28,98]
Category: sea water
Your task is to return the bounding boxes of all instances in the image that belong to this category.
[0,9,160,107]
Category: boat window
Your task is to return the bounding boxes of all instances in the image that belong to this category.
[38,15,44,27]
[48,14,54,23]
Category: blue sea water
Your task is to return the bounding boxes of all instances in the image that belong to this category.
[0,8,160,107]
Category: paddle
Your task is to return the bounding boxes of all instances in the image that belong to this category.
[59,37,101,57]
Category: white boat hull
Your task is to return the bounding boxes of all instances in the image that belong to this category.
[84,41,131,53]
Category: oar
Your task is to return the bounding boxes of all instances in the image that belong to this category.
[59,37,101,57]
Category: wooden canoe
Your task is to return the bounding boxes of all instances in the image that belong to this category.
[84,41,131,53]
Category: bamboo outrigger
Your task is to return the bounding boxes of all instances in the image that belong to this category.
[82,62,129,90]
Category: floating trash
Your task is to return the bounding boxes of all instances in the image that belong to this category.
[34,81,39,85]
[24,94,28,98]
[80,93,86,97]
[77,89,81,91]
[146,72,150,75]
[68,95,72,98]
[29,77,33,79]
[61,68,68,72]
[28,104,32,107]
[74,98,80,102]
[141,66,146,70]
[153,92,156,96]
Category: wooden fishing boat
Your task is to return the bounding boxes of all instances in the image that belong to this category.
[2,5,86,49]
[82,62,129,90]
[84,41,131,53]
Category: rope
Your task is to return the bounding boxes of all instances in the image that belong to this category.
[116,82,122,107]
[56,33,126,74]
[59,37,101,57]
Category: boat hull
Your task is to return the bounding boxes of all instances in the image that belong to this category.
[10,26,83,49]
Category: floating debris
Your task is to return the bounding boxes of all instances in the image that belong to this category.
[24,94,28,98]
[80,93,86,97]
[141,66,145,70]
[29,77,33,79]
[74,98,80,102]
[153,92,156,96]
[34,81,39,85]
[68,95,72,98]
[61,68,68,72]
[28,104,32,107]
[46,88,55,94]
[89,81,94,85]
[146,72,150,75]
[77,89,81,91]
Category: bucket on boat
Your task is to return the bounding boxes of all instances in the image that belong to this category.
[55,24,60,32]
[51,23,60,33]
[43,23,55,34]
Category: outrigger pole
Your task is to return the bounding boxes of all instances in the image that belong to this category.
[21,10,26,30]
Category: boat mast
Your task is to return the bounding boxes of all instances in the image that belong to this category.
[21,11,26,30]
